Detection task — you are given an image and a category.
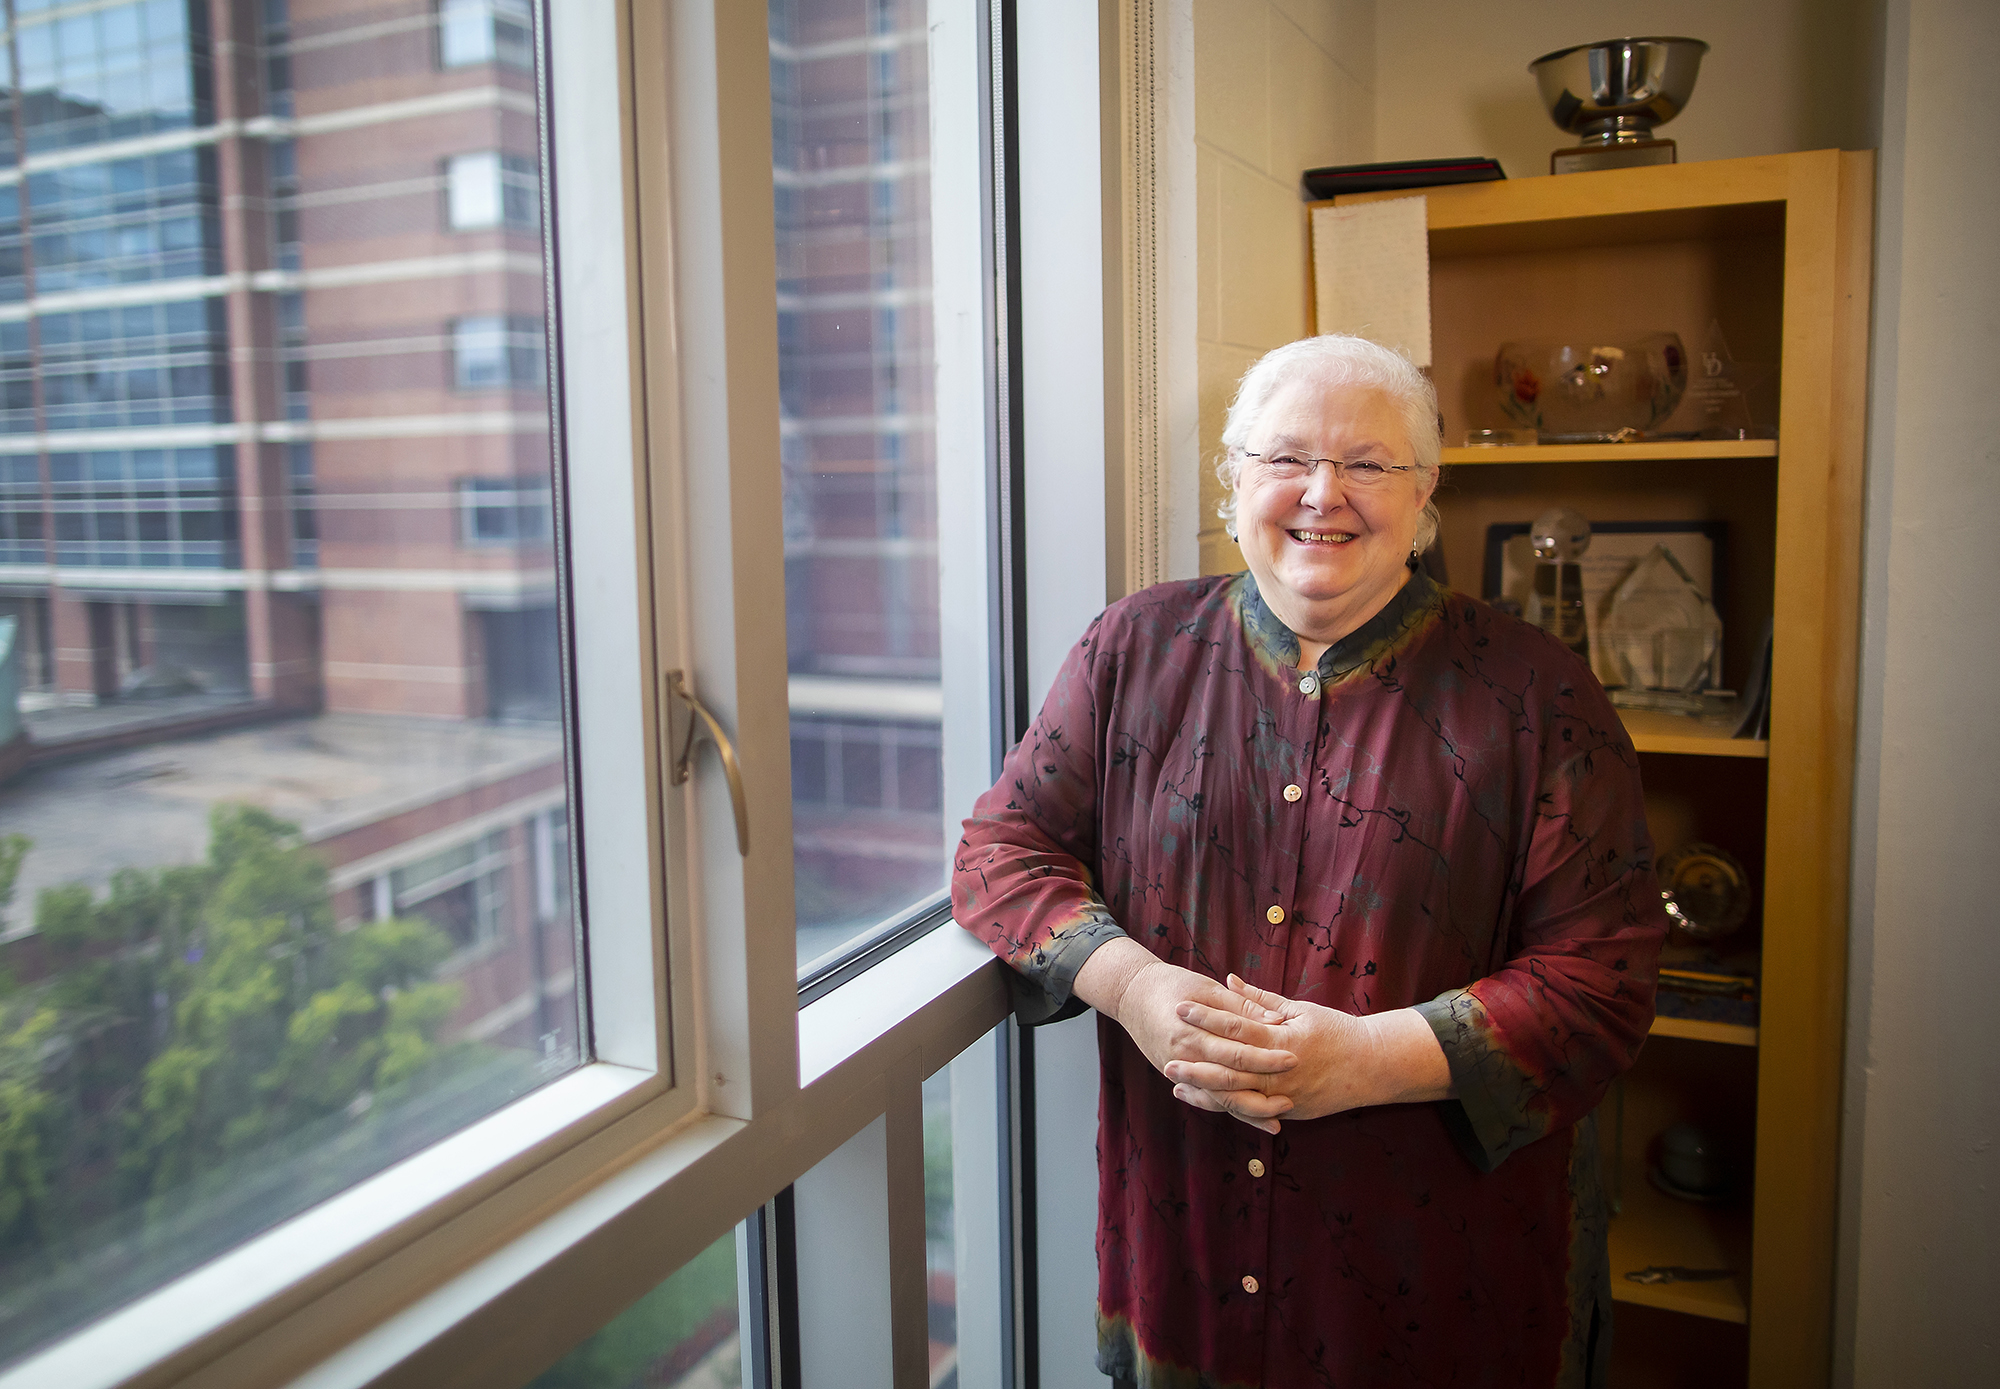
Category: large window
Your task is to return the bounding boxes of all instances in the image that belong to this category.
[0,0,581,1366]
[0,0,1052,1383]
[772,0,949,969]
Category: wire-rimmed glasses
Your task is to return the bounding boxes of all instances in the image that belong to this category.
[1243,451,1414,488]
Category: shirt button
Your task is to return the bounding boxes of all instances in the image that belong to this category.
[1248,1158,1266,1178]
[1298,674,1318,695]
[1265,905,1285,924]
[1242,1275,1260,1294]
[1283,783,1302,802]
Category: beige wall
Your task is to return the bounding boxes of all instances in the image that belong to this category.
[1841,1,2000,1382]
[1374,0,1875,180]
[1193,0,1374,575]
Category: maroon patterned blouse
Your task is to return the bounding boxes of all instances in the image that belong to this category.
[953,569,1668,1388]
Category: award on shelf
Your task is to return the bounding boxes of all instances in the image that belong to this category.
[1683,319,1774,439]
[1530,37,1709,175]
[1601,542,1724,702]
[1658,842,1753,942]
[1524,507,1592,660]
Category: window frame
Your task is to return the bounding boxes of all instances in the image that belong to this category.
[0,5,699,1382]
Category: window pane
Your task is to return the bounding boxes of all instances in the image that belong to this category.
[770,0,943,968]
[924,1066,957,1385]
[0,1,579,1363]
[447,151,504,230]
[526,1231,740,1389]
[438,0,496,67]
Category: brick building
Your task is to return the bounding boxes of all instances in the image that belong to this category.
[0,0,947,990]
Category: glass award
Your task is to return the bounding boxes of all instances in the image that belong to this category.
[1600,542,1724,692]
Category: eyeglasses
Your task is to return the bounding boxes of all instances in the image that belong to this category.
[1242,451,1414,488]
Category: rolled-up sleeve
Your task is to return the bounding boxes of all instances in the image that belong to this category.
[1416,690,1667,1170]
[952,618,1129,1023]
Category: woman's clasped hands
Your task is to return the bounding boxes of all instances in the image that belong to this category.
[1163,973,1391,1132]
[1075,938,1453,1135]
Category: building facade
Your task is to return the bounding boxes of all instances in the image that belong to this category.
[0,0,569,1056]
[0,0,948,987]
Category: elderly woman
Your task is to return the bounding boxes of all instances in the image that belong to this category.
[952,334,1668,1388]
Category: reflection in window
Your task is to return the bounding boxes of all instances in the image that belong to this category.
[0,0,577,1365]
[438,0,533,71]
[47,445,239,568]
[288,443,317,568]
[268,138,300,270]
[526,1230,740,1389]
[10,0,211,154]
[454,314,547,390]
[13,296,233,434]
[387,830,513,952]
[20,147,221,292]
[459,476,554,546]
[0,458,48,564]
[446,151,541,232]
[771,0,943,966]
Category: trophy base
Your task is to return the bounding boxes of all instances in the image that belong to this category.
[1551,138,1678,176]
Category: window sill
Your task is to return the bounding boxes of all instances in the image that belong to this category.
[1,1062,682,1389]
[5,929,1013,1389]
[800,920,1006,1086]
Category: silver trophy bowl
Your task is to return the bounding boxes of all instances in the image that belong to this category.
[1531,37,1709,146]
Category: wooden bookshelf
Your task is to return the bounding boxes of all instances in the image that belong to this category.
[1322,151,1872,1387]
[1609,1158,1753,1324]
[1652,1015,1759,1047]
[1618,707,1767,759]
[1442,439,1779,466]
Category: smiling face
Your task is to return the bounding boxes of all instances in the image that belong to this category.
[1234,378,1435,652]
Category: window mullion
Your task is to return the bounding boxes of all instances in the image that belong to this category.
[635,0,800,1117]
[548,0,672,1077]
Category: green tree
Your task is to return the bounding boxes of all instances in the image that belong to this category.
[0,806,467,1260]
[0,833,57,1253]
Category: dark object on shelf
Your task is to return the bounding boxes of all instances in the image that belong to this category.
[1656,1120,1733,1198]
[1734,620,1773,739]
[1530,37,1709,174]
[1301,157,1504,201]
[1625,1265,1734,1285]
[1655,987,1757,1029]
[1658,968,1753,997]
[1649,1163,1735,1204]
[1660,842,1753,941]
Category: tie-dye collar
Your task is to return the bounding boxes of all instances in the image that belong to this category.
[1233,566,1442,681]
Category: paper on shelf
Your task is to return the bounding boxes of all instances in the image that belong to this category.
[1310,196,1431,366]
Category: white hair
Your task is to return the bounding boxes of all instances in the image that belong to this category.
[1214,334,1443,554]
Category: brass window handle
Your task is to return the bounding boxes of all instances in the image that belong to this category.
[667,670,749,856]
